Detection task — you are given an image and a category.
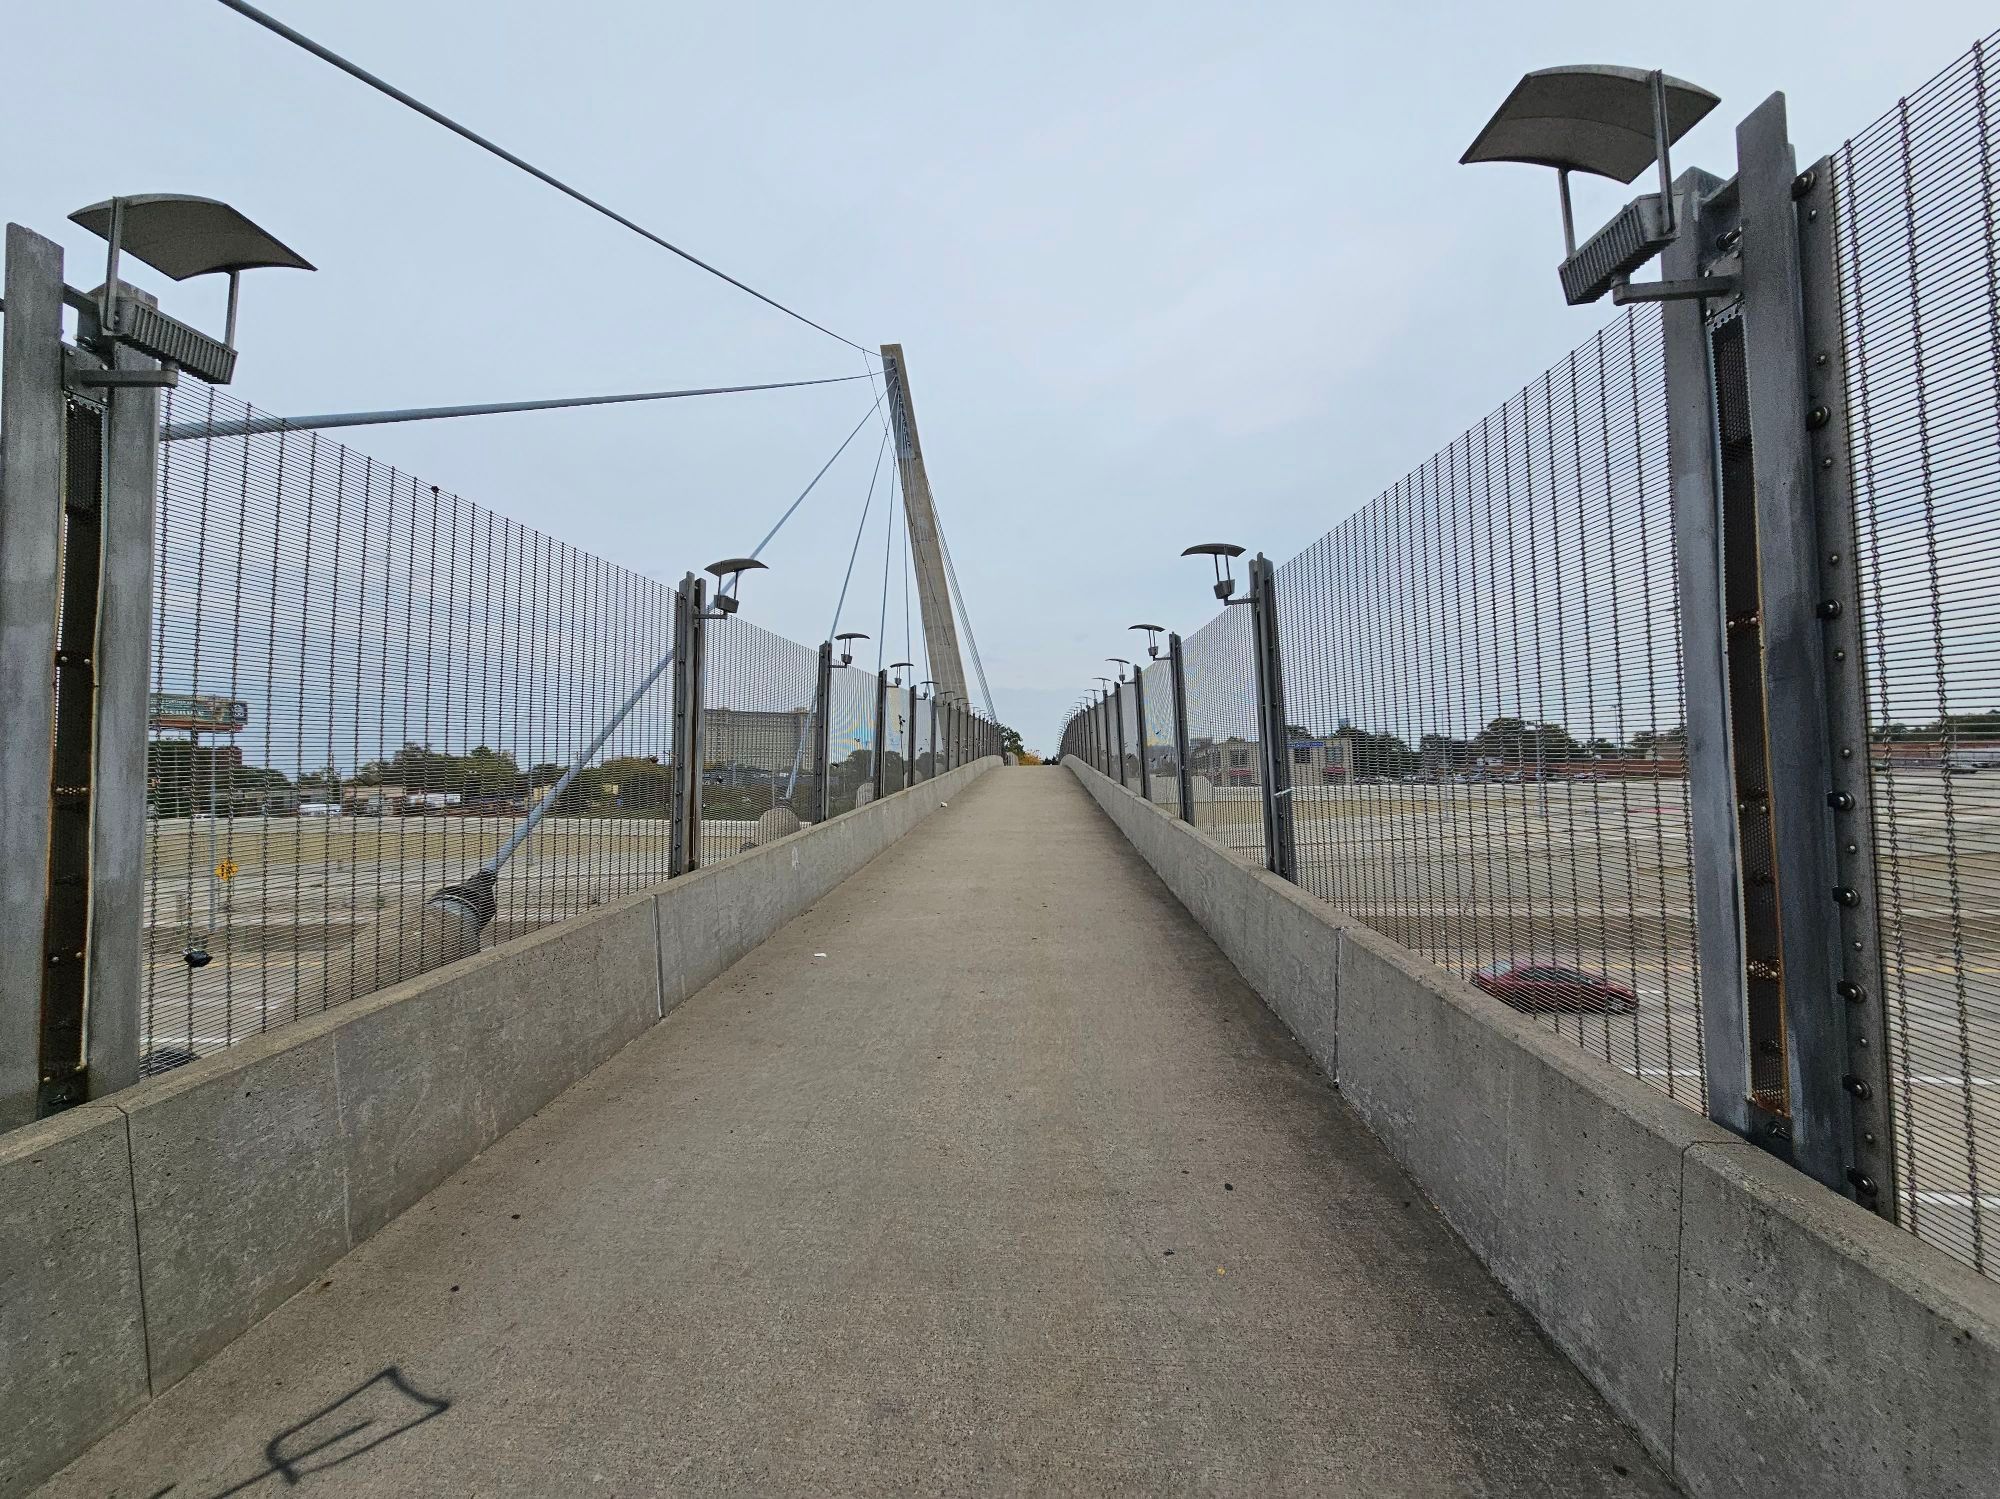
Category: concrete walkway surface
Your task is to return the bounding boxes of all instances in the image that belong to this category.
[38,768,1673,1497]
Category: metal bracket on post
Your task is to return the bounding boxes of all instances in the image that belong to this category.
[908,679,920,784]
[871,670,889,802]
[1247,555,1297,881]
[812,641,833,824]
[668,574,707,876]
[1169,633,1193,822]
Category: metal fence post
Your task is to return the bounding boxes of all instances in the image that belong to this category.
[871,669,888,801]
[0,226,66,1125]
[812,641,833,823]
[1248,554,1297,881]
[668,573,707,876]
[85,334,162,1098]
[1661,169,1756,1144]
[1169,632,1193,823]
[1735,94,1887,1204]
[1113,682,1129,787]
[927,692,938,780]
[908,677,919,783]
[1133,663,1151,801]
[1795,146,1896,1213]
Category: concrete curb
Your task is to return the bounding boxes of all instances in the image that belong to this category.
[1065,755,2000,1498]
[0,758,997,1499]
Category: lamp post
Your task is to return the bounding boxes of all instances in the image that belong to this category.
[3,196,311,1120]
[1460,64,1892,1210]
[1180,543,1294,881]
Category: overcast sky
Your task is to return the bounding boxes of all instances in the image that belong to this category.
[3,1,1990,751]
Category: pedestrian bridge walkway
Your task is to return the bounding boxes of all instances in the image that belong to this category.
[35,770,1667,1496]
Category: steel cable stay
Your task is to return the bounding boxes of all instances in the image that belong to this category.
[157,373,878,441]
[210,0,875,356]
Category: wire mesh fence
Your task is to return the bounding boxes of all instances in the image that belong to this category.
[1833,34,2000,1273]
[140,388,926,1067]
[1141,659,1180,814]
[826,665,878,815]
[1180,600,1266,866]
[697,619,819,868]
[1061,308,1701,1108]
[1057,30,2000,1282]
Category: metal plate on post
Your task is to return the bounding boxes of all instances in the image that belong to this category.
[1737,93,1852,1196]
[1797,153,1898,1216]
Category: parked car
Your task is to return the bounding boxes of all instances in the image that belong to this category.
[1471,959,1638,1016]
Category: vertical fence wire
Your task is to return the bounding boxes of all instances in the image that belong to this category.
[1833,30,2000,1276]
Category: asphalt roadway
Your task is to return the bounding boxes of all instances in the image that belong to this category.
[41,769,1672,1497]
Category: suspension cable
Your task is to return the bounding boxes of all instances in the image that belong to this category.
[827,429,889,641]
[212,0,874,355]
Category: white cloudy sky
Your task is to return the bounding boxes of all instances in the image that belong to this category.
[2,1,1990,750]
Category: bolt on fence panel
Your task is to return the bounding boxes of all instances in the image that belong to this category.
[696,617,818,868]
[1177,594,1266,867]
[1832,32,2000,1276]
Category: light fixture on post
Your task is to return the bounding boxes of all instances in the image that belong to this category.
[704,557,766,616]
[1106,657,1132,683]
[888,661,913,689]
[68,193,314,385]
[1181,543,1247,603]
[834,631,869,666]
[1460,66,1722,305]
[1130,623,1166,660]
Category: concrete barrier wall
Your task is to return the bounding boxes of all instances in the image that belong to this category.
[0,758,996,1498]
[1066,756,2000,1499]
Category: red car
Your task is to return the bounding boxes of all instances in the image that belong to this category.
[1472,959,1638,1016]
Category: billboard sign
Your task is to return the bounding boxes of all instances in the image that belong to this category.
[150,692,250,733]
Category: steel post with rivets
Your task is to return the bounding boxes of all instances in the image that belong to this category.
[1736,93,1862,1199]
[1795,145,1898,1215]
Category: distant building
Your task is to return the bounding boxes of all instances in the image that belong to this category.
[1189,734,1351,786]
